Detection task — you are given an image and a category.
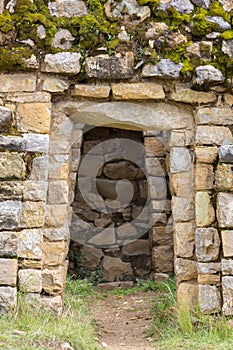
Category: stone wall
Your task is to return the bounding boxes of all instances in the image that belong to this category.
[0,0,233,314]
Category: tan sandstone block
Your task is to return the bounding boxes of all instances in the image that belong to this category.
[174,221,195,258]
[195,146,218,163]
[198,284,221,313]
[45,204,68,227]
[215,164,233,190]
[18,229,42,260]
[17,103,51,133]
[177,281,198,310]
[175,258,197,282]
[0,259,18,286]
[0,74,36,92]
[195,192,215,227]
[170,89,216,104]
[0,152,26,180]
[170,171,193,198]
[20,201,45,228]
[42,261,68,295]
[196,126,232,145]
[112,83,165,100]
[72,84,110,98]
[18,269,42,293]
[221,231,233,257]
[195,164,214,190]
[198,274,220,284]
[42,241,68,266]
[144,137,167,157]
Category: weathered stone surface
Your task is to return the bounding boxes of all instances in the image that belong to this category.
[196,192,215,227]
[0,201,22,230]
[122,240,151,256]
[198,285,221,313]
[222,276,233,315]
[0,135,26,152]
[148,176,167,200]
[196,126,232,145]
[6,92,51,104]
[219,0,233,11]
[221,231,233,257]
[20,201,45,228]
[144,137,167,157]
[198,262,221,275]
[0,232,17,258]
[112,83,165,100]
[170,89,215,104]
[22,134,49,153]
[145,157,166,176]
[170,147,192,173]
[0,287,17,314]
[170,171,193,198]
[0,106,12,129]
[142,59,183,78]
[195,65,224,85]
[206,16,230,31]
[172,197,195,222]
[43,225,69,242]
[215,164,233,190]
[217,193,233,228]
[19,260,43,269]
[41,295,63,314]
[48,0,88,18]
[48,180,69,205]
[177,281,198,310]
[151,226,173,245]
[42,241,68,266]
[222,259,233,275]
[158,0,194,13]
[18,229,42,260]
[72,84,111,98]
[23,181,48,202]
[218,145,233,163]
[18,269,42,293]
[174,221,195,258]
[0,152,26,179]
[45,204,68,227]
[153,273,170,283]
[190,0,210,9]
[88,227,116,247]
[29,155,49,181]
[80,245,103,269]
[0,181,23,201]
[198,274,220,284]
[195,164,214,190]
[103,161,144,181]
[71,101,193,131]
[42,261,68,295]
[17,103,51,134]
[195,146,218,163]
[52,29,74,50]
[195,106,233,125]
[102,256,133,281]
[0,259,17,286]
[152,245,173,273]
[104,0,150,22]
[195,228,220,262]
[42,52,81,74]
[0,74,36,92]
[117,223,137,239]
[169,129,194,147]
[42,76,70,92]
[175,258,197,281]
[85,53,134,80]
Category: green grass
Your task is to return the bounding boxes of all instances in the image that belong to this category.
[0,279,100,350]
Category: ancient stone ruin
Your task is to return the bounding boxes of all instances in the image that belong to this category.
[0,0,233,315]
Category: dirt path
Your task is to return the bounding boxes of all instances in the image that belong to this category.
[92,291,155,350]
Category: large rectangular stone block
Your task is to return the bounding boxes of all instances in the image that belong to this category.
[20,201,45,228]
[195,146,218,163]
[0,201,22,230]
[170,171,193,198]
[152,245,173,273]
[18,229,42,260]
[18,269,42,293]
[198,285,221,314]
[196,126,232,145]
[221,230,233,257]
[195,192,215,227]
[174,221,195,258]
[48,180,69,204]
[195,164,214,190]
[42,261,68,295]
[195,106,233,125]
[0,259,18,286]
[195,228,220,262]
[0,181,23,201]
[174,258,197,282]
[72,84,110,98]
[0,152,26,179]
[170,147,192,173]
[112,83,165,100]
[17,103,51,134]
[42,241,69,266]
[0,232,18,258]
[172,196,195,222]
[0,74,36,92]
[23,181,48,202]
[215,164,233,190]
[222,259,233,275]
[217,193,233,228]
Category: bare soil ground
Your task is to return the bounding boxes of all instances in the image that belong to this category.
[91,291,155,350]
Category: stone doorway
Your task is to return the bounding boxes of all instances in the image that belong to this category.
[68,125,173,284]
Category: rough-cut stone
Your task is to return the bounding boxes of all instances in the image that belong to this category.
[85,53,134,80]
[0,287,17,314]
[170,171,193,198]
[52,29,74,50]
[151,226,173,245]
[45,204,68,227]
[42,261,68,295]
[42,76,69,92]
[0,74,36,92]
[122,240,151,256]
[218,0,233,11]
[72,85,111,98]
[0,259,17,286]
[195,146,218,163]
[195,228,220,262]
[0,201,22,230]
[170,89,215,104]
[29,155,49,181]
[102,256,133,281]
[18,269,42,293]
[158,0,194,13]
[42,52,81,74]
[103,161,144,181]
[0,181,23,201]
[17,103,51,134]
[71,101,193,131]
[177,281,198,310]
[175,258,197,281]
[190,0,210,9]
[206,16,231,31]
[20,201,45,228]
[218,145,233,163]
[22,134,49,153]
[169,129,194,147]
[80,246,102,269]
[148,176,167,200]
[0,232,17,257]
[198,274,220,284]
[198,285,221,313]
[170,147,192,173]
[198,262,221,274]
[174,221,195,258]
[172,197,195,222]
[0,152,26,179]
[117,223,138,239]
[195,106,233,125]
[142,59,183,78]
[222,259,233,275]
[195,164,214,190]
[0,135,26,152]
[195,192,215,227]
[196,126,232,145]
[18,229,42,260]
[217,193,233,228]
[48,180,69,204]
[152,245,173,273]
[145,157,166,176]
[105,0,150,22]
[48,0,88,18]
[88,227,116,247]
[43,225,69,242]
[112,83,165,100]
[0,106,12,129]
[215,164,233,190]
[41,295,63,314]
[195,65,224,85]
[222,276,233,315]
[221,231,233,257]
[144,137,167,157]
[23,181,48,202]
[42,241,68,266]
